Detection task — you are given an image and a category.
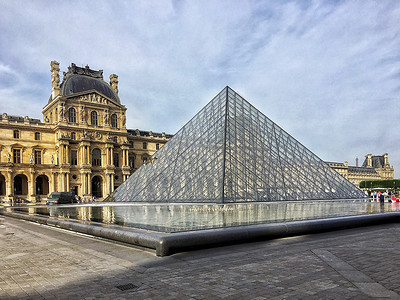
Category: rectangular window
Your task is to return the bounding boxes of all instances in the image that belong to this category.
[71,150,78,165]
[113,153,119,167]
[34,150,41,164]
[13,149,21,163]
[34,132,40,140]
[13,130,19,139]
[128,155,135,168]
[143,142,147,149]
[156,143,160,150]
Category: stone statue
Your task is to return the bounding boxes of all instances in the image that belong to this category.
[50,155,54,165]
[81,106,86,122]
[104,111,109,125]
[6,153,11,163]
[109,74,119,94]
[59,103,64,121]
[30,154,34,164]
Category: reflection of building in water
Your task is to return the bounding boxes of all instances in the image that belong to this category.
[0,62,172,202]
[102,206,115,224]
[60,201,387,232]
[77,206,92,221]
[327,153,394,188]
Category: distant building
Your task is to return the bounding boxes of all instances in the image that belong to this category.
[327,153,394,187]
[0,62,172,202]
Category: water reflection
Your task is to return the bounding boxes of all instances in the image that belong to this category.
[9,200,397,233]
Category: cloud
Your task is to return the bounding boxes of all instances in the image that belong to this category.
[0,0,399,176]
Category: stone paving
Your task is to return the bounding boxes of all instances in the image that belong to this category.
[0,216,399,299]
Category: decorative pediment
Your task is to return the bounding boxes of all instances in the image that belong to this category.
[66,92,124,110]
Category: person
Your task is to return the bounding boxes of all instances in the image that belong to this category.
[379,192,385,203]
[391,195,396,203]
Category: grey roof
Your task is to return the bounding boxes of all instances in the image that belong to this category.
[127,129,173,139]
[56,63,120,104]
[348,166,378,175]
[111,86,365,203]
[0,114,42,124]
[361,156,385,168]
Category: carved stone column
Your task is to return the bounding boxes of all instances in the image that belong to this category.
[6,171,12,201]
[50,172,56,194]
[29,169,35,201]
[50,61,60,99]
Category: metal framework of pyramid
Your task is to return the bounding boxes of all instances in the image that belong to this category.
[111,86,365,203]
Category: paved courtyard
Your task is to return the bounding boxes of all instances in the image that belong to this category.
[0,216,399,299]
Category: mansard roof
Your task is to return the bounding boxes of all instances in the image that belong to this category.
[59,63,120,104]
[0,113,42,124]
[348,166,378,174]
[361,155,385,168]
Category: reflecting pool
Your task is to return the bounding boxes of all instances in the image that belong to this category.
[9,199,399,233]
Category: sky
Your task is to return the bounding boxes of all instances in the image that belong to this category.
[0,0,399,177]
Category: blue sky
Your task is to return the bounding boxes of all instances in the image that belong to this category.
[1,0,399,177]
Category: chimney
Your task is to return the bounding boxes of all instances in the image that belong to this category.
[356,157,359,167]
[50,61,60,99]
[109,74,118,94]
[366,154,372,168]
[384,153,389,167]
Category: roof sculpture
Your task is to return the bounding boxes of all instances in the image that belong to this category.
[110,86,365,203]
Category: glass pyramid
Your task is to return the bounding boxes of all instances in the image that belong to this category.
[111,86,366,203]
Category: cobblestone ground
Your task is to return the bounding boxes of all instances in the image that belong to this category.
[0,216,399,299]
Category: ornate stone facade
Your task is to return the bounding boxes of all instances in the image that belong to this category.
[327,153,394,187]
[0,62,172,202]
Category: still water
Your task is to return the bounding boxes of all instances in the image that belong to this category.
[9,199,399,233]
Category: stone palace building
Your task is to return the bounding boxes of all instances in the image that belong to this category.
[0,62,172,202]
[327,153,394,188]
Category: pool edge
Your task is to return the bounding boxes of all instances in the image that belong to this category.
[1,209,399,256]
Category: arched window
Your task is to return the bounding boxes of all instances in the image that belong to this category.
[92,148,101,166]
[91,111,98,126]
[68,107,76,123]
[110,114,117,128]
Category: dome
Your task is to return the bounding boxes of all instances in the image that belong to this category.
[57,63,120,104]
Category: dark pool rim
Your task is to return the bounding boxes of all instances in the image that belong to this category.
[1,207,399,256]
